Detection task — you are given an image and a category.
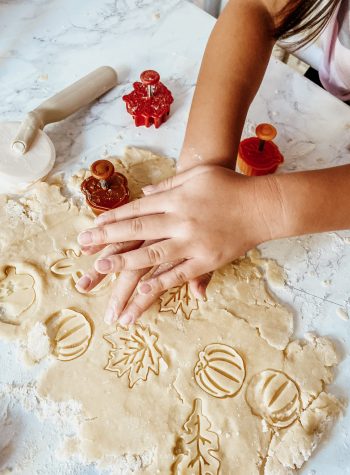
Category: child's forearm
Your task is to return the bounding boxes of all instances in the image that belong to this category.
[270,165,350,239]
[179,0,281,171]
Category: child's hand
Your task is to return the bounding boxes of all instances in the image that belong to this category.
[77,165,284,324]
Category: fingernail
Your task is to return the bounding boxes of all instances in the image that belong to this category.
[118,313,133,326]
[75,275,92,292]
[78,231,92,245]
[138,282,152,295]
[96,258,112,272]
[104,307,116,324]
[142,185,154,195]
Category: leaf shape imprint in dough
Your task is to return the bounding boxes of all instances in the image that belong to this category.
[159,283,199,319]
[51,249,113,294]
[245,369,301,428]
[0,267,35,325]
[194,343,246,399]
[45,309,92,361]
[103,324,163,388]
[172,399,221,475]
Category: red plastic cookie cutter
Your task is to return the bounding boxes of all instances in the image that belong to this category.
[122,70,174,128]
[81,159,130,215]
[237,123,284,176]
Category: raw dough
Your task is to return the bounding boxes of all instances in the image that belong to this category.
[0,147,342,474]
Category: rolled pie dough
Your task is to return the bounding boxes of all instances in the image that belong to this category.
[0,147,342,474]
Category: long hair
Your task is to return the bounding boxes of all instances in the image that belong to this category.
[274,0,342,48]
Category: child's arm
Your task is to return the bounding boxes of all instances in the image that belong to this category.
[178,0,286,171]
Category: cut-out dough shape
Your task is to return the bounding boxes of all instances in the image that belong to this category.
[0,266,35,325]
[194,343,246,399]
[172,398,221,475]
[104,324,163,388]
[45,309,92,361]
[245,369,301,428]
[159,283,199,320]
[51,249,113,294]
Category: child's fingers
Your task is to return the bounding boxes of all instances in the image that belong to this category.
[78,214,175,247]
[80,244,107,255]
[103,239,162,324]
[189,273,213,301]
[104,267,150,324]
[94,192,167,226]
[94,239,184,273]
[75,268,107,294]
[81,240,141,256]
[117,289,163,326]
[137,259,205,296]
[116,262,178,325]
[75,241,142,293]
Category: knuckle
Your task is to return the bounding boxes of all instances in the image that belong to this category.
[152,276,166,293]
[130,218,143,235]
[131,199,141,215]
[163,176,173,189]
[117,253,127,270]
[130,300,144,314]
[106,243,122,255]
[146,245,165,265]
[97,226,109,244]
[172,268,188,286]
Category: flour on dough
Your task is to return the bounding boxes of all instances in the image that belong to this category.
[0,147,342,474]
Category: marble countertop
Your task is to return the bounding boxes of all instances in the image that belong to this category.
[0,0,350,474]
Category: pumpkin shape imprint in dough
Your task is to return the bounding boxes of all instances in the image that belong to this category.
[45,309,92,361]
[0,267,35,325]
[245,369,301,428]
[194,343,245,398]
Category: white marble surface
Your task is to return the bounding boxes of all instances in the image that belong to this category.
[0,0,350,474]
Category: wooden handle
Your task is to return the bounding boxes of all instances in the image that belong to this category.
[90,160,114,180]
[256,123,277,142]
[12,66,117,154]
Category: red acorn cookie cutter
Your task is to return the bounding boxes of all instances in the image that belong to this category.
[81,159,130,215]
[237,123,284,176]
[122,70,174,128]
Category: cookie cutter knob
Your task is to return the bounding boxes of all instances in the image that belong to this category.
[90,159,114,190]
[256,123,277,152]
[140,70,160,98]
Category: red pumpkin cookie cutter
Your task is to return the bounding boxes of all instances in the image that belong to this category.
[237,123,284,176]
[81,159,130,215]
[122,70,174,128]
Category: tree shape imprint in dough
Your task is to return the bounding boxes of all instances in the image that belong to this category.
[245,369,301,428]
[194,343,246,399]
[172,398,221,475]
[0,267,35,325]
[159,283,199,319]
[45,309,92,361]
[103,324,163,388]
[51,249,113,293]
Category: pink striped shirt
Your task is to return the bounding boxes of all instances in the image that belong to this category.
[319,0,350,101]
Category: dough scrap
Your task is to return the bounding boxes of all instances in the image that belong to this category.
[264,392,341,475]
[207,255,293,350]
[0,147,342,474]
